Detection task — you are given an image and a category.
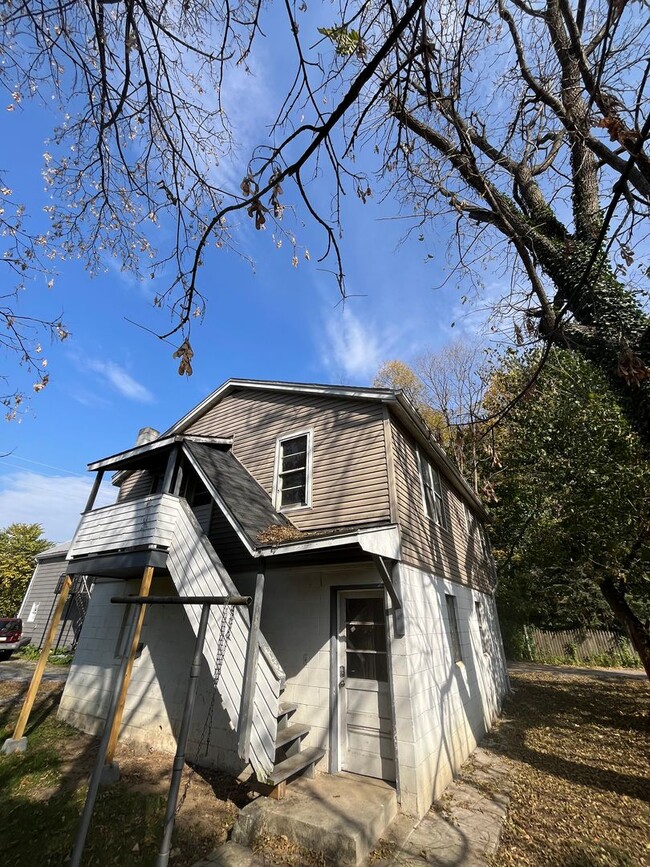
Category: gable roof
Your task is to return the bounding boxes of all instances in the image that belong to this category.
[164,378,487,518]
[183,440,290,548]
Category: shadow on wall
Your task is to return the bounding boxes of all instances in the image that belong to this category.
[406,569,507,808]
[121,575,246,777]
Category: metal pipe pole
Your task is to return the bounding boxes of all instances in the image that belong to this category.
[155,603,211,867]
[68,603,139,867]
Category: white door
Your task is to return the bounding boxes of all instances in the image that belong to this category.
[338,590,395,781]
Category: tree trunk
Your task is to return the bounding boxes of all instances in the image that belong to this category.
[599,574,650,679]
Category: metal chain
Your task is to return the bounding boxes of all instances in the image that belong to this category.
[176,603,236,814]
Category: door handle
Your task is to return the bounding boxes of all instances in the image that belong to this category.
[339,665,346,687]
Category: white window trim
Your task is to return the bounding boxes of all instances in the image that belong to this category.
[463,502,472,535]
[27,602,39,623]
[272,428,313,511]
[417,447,447,530]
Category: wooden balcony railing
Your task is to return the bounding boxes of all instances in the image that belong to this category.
[68,494,180,559]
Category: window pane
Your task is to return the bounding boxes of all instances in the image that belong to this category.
[346,623,386,651]
[281,468,306,488]
[423,486,436,521]
[346,597,384,624]
[347,651,388,681]
[282,435,308,457]
[281,484,306,506]
[282,450,306,471]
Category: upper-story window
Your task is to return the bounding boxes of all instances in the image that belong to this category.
[418,447,447,529]
[274,431,312,510]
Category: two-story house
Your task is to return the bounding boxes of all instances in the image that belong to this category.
[57,379,508,817]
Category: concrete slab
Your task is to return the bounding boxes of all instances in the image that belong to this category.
[366,748,511,867]
[1,736,27,755]
[232,773,398,866]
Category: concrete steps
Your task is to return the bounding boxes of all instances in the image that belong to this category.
[232,773,398,866]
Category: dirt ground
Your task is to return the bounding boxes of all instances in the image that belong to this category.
[1,666,648,866]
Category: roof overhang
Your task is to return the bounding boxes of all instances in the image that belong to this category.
[87,435,233,473]
[258,524,401,561]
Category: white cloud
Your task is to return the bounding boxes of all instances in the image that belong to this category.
[321,306,391,382]
[0,471,115,544]
[87,359,154,403]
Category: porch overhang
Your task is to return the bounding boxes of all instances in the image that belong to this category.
[257,523,400,560]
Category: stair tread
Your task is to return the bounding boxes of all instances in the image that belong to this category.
[277,701,299,717]
[274,723,311,749]
[269,747,325,786]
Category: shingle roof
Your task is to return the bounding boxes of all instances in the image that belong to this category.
[183,440,291,545]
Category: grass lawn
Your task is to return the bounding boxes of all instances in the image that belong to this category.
[0,680,251,866]
[487,666,649,867]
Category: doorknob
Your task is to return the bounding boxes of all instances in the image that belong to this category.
[339,665,346,687]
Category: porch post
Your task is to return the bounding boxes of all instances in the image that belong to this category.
[83,470,105,513]
[238,567,265,762]
[162,445,180,494]
[1,574,73,754]
[103,564,155,772]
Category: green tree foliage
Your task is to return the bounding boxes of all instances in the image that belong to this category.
[375,346,650,674]
[486,351,650,662]
[0,524,53,617]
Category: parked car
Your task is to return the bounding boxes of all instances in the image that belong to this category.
[0,618,31,660]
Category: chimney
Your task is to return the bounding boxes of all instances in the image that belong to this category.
[135,426,160,446]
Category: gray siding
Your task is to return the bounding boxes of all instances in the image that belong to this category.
[389,418,492,591]
[185,388,392,532]
[18,553,80,649]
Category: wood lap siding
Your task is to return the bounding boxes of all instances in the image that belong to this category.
[117,470,152,503]
[185,390,392,532]
[390,419,492,592]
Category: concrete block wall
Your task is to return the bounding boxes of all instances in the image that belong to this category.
[58,560,507,818]
[58,575,246,775]
[394,563,508,816]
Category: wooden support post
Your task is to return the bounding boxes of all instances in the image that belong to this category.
[269,781,286,800]
[104,565,154,766]
[162,445,180,494]
[237,569,264,763]
[2,575,73,752]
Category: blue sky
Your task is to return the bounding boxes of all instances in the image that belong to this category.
[0,10,491,543]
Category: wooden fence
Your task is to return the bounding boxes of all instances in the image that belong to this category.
[524,626,641,668]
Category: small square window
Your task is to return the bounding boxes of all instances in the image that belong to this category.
[275,432,312,510]
[418,448,446,529]
[445,594,463,663]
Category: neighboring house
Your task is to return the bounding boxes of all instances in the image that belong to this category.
[57,379,508,817]
[18,542,93,651]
